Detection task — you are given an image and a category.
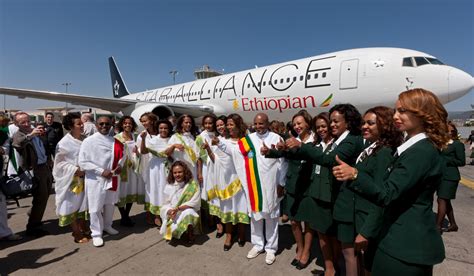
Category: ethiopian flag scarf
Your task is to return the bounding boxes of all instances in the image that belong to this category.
[238,135,263,212]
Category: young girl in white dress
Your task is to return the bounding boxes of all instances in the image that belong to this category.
[160,161,201,244]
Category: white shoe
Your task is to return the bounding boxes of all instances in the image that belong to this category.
[247,247,264,259]
[92,237,104,247]
[265,252,276,265]
[104,227,119,235]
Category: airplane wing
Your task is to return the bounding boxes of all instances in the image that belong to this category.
[0,87,214,117]
[0,87,133,112]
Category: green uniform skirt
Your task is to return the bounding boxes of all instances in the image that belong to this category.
[437,180,459,199]
[335,220,356,244]
[372,248,433,276]
[284,193,335,234]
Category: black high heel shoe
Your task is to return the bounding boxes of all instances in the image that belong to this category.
[223,242,233,251]
[295,260,309,270]
[216,231,224,239]
[291,258,299,266]
[237,239,245,247]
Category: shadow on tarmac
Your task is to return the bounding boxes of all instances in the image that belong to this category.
[0,247,79,275]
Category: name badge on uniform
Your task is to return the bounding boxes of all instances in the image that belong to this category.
[315,165,321,175]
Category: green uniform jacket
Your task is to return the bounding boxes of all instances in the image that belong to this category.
[349,138,445,265]
[297,134,365,223]
[267,148,312,195]
[354,146,394,239]
[441,140,465,181]
[279,143,334,202]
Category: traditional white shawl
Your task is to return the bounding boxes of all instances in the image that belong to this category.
[78,133,117,212]
[53,133,83,215]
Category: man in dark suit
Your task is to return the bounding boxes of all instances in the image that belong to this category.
[12,112,53,237]
[44,112,63,159]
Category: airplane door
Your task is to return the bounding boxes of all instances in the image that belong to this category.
[339,59,359,89]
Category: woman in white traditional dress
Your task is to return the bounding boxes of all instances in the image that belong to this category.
[212,113,250,251]
[207,115,227,238]
[167,115,199,179]
[115,116,144,227]
[137,112,160,226]
[160,161,200,244]
[195,114,217,229]
[53,113,90,243]
[139,116,174,227]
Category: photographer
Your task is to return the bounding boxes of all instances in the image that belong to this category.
[12,112,53,237]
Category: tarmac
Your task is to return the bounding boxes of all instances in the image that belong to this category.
[1,145,473,275]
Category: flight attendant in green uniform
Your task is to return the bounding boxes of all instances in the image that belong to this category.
[333,88,448,275]
[262,110,315,270]
[337,106,403,275]
[436,121,465,232]
[286,104,365,276]
[307,112,340,275]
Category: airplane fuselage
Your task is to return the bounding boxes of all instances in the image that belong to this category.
[120,48,472,123]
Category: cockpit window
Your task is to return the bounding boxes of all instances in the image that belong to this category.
[414,57,430,66]
[426,57,444,65]
[402,57,414,67]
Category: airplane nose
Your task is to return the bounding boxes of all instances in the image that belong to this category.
[448,68,473,102]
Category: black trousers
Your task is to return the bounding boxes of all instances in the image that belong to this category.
[27,164,53,229]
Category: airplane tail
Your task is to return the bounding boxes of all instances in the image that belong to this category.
[108,56,130,98]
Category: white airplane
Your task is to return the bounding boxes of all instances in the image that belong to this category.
[0,47,472,124]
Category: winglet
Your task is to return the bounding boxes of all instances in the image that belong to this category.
[108,56,130,98]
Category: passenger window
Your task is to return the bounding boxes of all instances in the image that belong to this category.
[274,79,278,84]
[307,74,311,80]
[247,84,250,88]
[300,76,304,81]
[263,81,266,86]
[258,82,261,86]
[293,77,297,82]
[322,72,326,78]
[314,73,318,79]
[402,57,414,67]
[280,79,284,84]
[414,57,429,66]
[286,78,290,83]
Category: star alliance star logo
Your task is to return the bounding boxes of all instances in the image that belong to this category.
[114,80,120,96]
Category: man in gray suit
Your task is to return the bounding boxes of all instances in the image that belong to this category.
[12,112,53,237]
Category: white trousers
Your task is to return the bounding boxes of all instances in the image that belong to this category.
[89,204,115,238]
[250,217,279,254]
[0,192,13,238]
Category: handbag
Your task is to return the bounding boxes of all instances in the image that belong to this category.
[0,159,37,197]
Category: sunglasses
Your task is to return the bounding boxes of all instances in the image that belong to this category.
[98,122,111,126]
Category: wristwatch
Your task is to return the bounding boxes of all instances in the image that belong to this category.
[351,168,358,180]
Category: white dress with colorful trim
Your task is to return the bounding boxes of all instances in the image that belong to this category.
[137,134,170,215]
[115,132,145,207]
[195,130,217,205]
[159,180,201,240]
[53,133,87,227]
[168,132,198,178]
[213,138,250,225]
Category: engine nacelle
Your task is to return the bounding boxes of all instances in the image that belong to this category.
[129,103,174,130]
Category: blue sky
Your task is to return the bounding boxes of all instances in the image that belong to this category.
[0,0,472,111]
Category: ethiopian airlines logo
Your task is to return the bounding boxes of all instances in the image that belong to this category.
[320,94,333,107]
[232,99,239,110]
[113,80,120,96]
[238,94,334,113]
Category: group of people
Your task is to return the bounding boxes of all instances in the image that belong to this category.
[0,88,468,275]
